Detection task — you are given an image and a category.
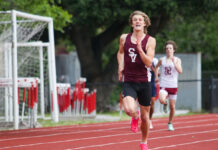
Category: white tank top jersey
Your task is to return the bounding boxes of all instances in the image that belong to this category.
[159,56,179,88]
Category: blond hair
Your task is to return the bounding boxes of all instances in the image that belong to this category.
[129,10,151,34]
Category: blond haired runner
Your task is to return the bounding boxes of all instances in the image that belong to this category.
[155,40,183,131]
[117,10,156,150]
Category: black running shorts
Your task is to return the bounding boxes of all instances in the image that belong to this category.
[122,82,151,106]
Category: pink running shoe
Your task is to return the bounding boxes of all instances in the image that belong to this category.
[130,111,139,133]
[140,143,148,150]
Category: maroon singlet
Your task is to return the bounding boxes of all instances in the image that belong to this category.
[123,33,150,82]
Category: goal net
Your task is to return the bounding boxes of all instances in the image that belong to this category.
[0,10,59,129]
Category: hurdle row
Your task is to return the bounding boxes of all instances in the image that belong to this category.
[1,77,96,124]
[56,77,97,117]
[0,78,40,127]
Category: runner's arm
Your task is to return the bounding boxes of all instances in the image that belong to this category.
[137,37,156,67]
[117,34,127,81]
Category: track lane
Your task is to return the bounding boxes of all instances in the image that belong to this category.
[0,114,217,150]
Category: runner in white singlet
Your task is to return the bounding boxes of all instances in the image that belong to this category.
[159,56,179,88]
[155,40,182,131]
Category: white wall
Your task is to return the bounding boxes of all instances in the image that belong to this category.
[56,51,81,84]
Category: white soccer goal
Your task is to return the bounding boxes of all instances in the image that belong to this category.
[0,10,59,129]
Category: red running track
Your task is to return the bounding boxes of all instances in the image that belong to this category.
[0,114,218,150]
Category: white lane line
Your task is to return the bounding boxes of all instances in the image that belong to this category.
[1,117,218,142]
[0,117,218,142]
[0,132,135,150]
[0,126,128,142]
[150,138,218,150]
[66,130,218,150]
[1,125,218,150]
[0,122,129,134]
[1,114,217,135]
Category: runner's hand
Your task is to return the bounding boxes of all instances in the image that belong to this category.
[136,35,143,53]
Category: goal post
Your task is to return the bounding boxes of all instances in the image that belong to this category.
[0,10,59,129]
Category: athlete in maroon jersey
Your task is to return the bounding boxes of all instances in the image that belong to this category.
[117,10,156,150]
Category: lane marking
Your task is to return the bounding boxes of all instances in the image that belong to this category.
[67,130,218,150]
[1,125,218,149]
[150,138,218,150]
[1,114,217,135]
[1,118,218,142]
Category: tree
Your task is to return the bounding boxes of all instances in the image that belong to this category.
[59,0,177,111]
[0,0,71,32]
[155,0,218,70]
[2,0,217,111]
[58,0,218,111]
